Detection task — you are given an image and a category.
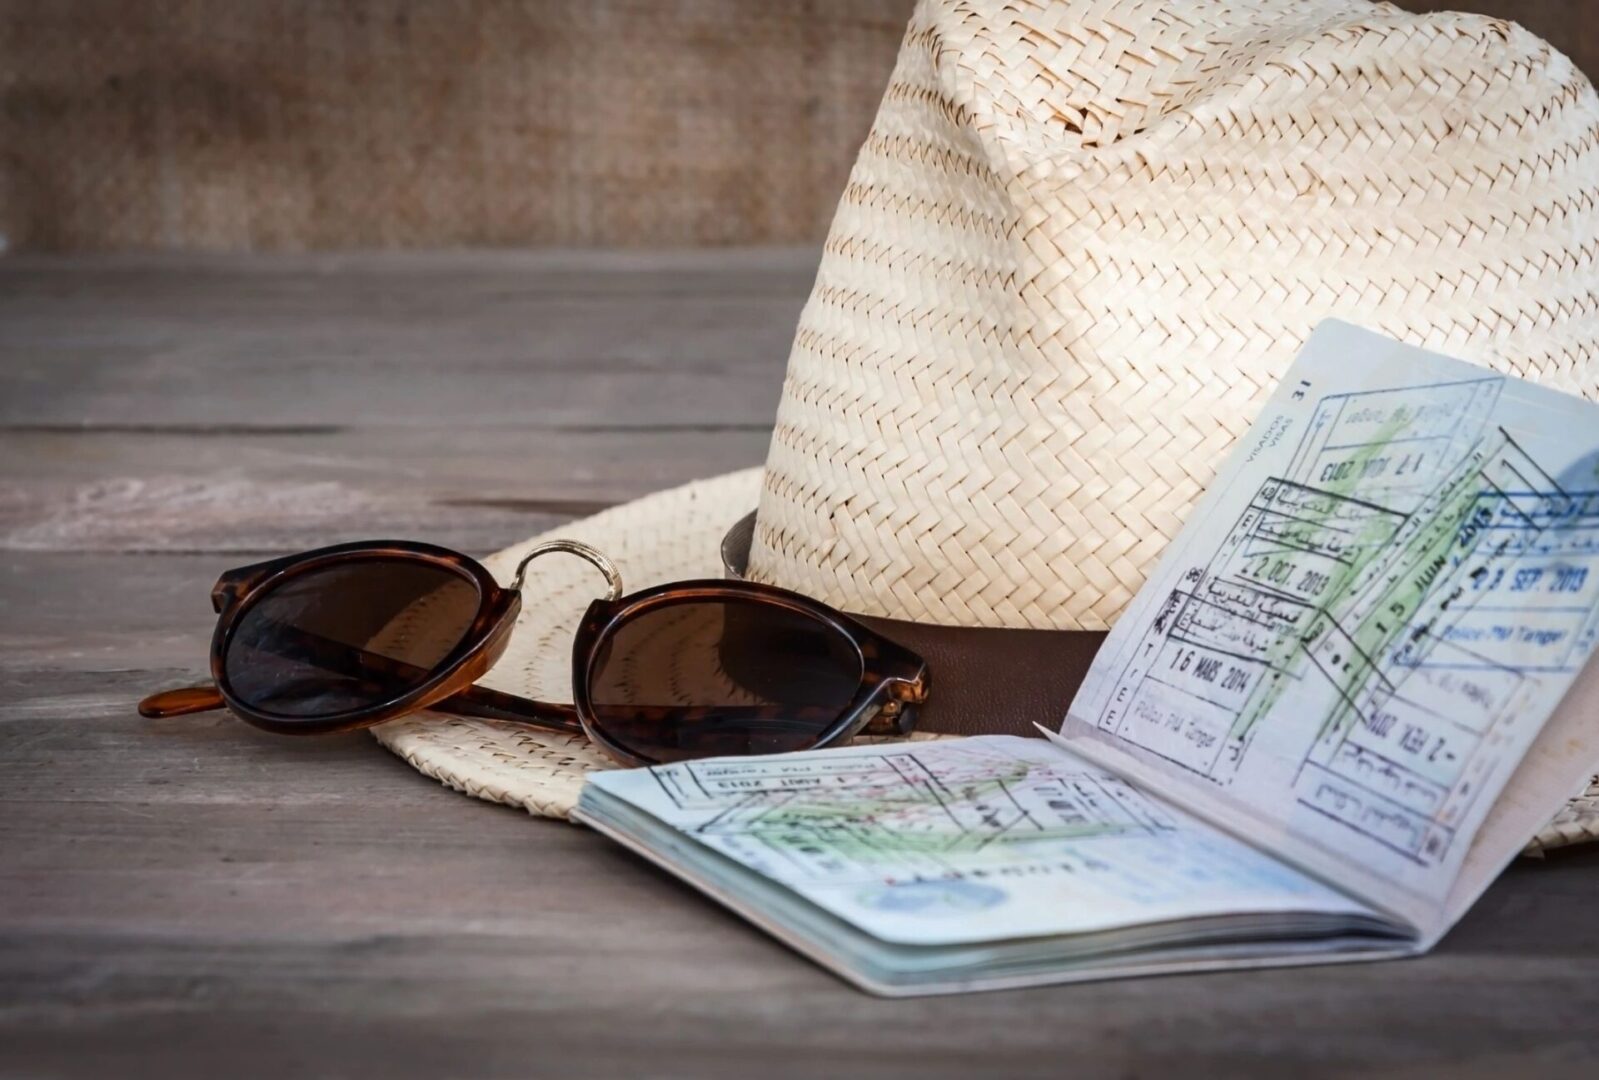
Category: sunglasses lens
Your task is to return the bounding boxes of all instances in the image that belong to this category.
[585,597,864,763]
[223,558,481,719]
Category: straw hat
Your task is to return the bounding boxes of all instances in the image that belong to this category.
[379,0,1599,837]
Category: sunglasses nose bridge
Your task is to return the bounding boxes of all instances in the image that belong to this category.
[510,539,624,600]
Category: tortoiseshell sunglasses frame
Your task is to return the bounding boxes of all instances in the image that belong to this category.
[138,539,930,767]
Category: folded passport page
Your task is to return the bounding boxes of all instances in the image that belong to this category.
[572,321,1599,996]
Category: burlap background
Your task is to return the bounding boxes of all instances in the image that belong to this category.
[1,0,1593,252]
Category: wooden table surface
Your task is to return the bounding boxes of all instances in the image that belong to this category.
[3,250,1598,1078]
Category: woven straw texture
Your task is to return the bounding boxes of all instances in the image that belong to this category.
[372,469,945,819]
[749,0,1599,632]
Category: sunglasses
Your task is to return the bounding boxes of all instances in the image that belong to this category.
[137,539,930,767]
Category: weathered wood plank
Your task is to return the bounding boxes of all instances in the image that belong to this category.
[0,248,826,296]
[0,674,584,823]
[0,555,225,673]
[0,871,1595,1080]
[0,250,811,430]
[0,426,767,553]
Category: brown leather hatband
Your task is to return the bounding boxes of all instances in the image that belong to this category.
[720,513,1104,739]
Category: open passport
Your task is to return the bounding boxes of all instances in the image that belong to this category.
[573,321,1599,996]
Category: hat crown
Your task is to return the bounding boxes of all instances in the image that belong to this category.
[749,0,1599,631]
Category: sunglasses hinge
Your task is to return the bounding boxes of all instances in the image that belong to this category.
[886,673,929,706]
[870,697,918,737]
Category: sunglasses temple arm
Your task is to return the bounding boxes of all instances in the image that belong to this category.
[433,683,586,736]
[138,685,226,719]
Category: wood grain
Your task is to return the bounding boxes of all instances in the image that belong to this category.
[0,250,806,429]
[0,426,768,553]
[2,251,1597,1079]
